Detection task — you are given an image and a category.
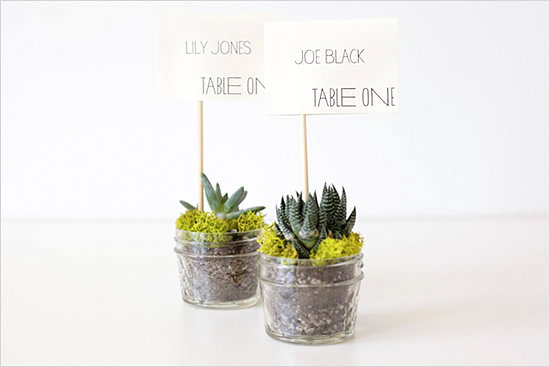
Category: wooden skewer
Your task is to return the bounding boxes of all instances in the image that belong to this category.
[301,114,309,199]
[198,100,204,211]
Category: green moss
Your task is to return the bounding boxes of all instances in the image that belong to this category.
[256,224,362,261]
[176,210,265,233]
[257,225,299,259]
[310,232,364,260]
[176,210,230,233]
[228,211,266,232]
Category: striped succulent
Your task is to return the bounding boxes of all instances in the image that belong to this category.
[274,185,356,258]
[180,173,265,220]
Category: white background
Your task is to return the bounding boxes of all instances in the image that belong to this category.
[1,2,549,367]
[1,0,548,221]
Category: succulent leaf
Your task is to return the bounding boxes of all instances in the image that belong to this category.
[179,200,197,211]
[311,223,328,253]
[291,239,310,258]
[201,173,222,212]
[279,197,286,214]
[287,198,302,236]
[343,207,356,235]
[321,185,337,226]
[334,187,347,227]
[274,223,284,237]
[230,206,265,219]
[225,187,245,212]
[226,206,265,220]
[299,214,320,249]
[243,205,265,213]
[283,195,292,225]
[305,193,319,229]
[276,205,295,241]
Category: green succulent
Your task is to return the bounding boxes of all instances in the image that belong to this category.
[180,173,265,220]
[274,184,356,258]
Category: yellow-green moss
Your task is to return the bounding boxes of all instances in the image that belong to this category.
[310,232,364,260]
[176,210,264,233]
[228,211,266,232]
[176,210,230,233]
[257,225,299,259]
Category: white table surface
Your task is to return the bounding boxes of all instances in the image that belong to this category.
[1,217,549,366]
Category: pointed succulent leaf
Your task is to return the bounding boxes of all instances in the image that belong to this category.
[279,197,286,215]
[283,195,292,223]
[331,185,340,215]
[224,187,245,212]
[226,211,242,220]
[318,197,327,226]
[310,221,329,253]
[319,223,328,241]
[330,186,342,228]
[304,193,319,228]
[332,184,340,200]
[299,214,320,249]
[320,184,338,224]
[225,206,265,220]
[288,197,303,236]
[179,200,197,211]
[274,223,284,237]
[285,197,299,233]
[276,205,295,241]
[318,205,327,240]
[215,183,222,199]
[343,207,356,235]
[334,187,347,227]
[290,239,310,259]
[241,206,265,214]
[201,173,222,211]
[221,193,228,204]
[295,192,303,217]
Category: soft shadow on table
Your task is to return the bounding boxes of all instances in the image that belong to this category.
[353,303,461,341]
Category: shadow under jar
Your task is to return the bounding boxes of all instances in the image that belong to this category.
[174,229,261,309]
[259,253,364,344]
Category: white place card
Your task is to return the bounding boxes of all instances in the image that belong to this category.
[264,19,399,115]
[158,13,275,101]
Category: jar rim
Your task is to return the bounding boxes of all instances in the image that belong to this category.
[175,228,262,236]
[259,252,363,268]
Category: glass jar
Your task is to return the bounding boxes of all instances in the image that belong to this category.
[174,229,261,308]
[259,253,364,344]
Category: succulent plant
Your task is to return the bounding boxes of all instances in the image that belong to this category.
[180,173,265,220]
[274,184,356,258]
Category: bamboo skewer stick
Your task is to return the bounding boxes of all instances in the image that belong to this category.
[301,114,309,198]
[198,101,204,211]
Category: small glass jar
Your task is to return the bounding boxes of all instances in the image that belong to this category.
[259,253,364,344]
[174,229,261,308]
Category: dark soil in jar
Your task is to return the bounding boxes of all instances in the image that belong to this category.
[261,258,362,337]
[176,235,260,304]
